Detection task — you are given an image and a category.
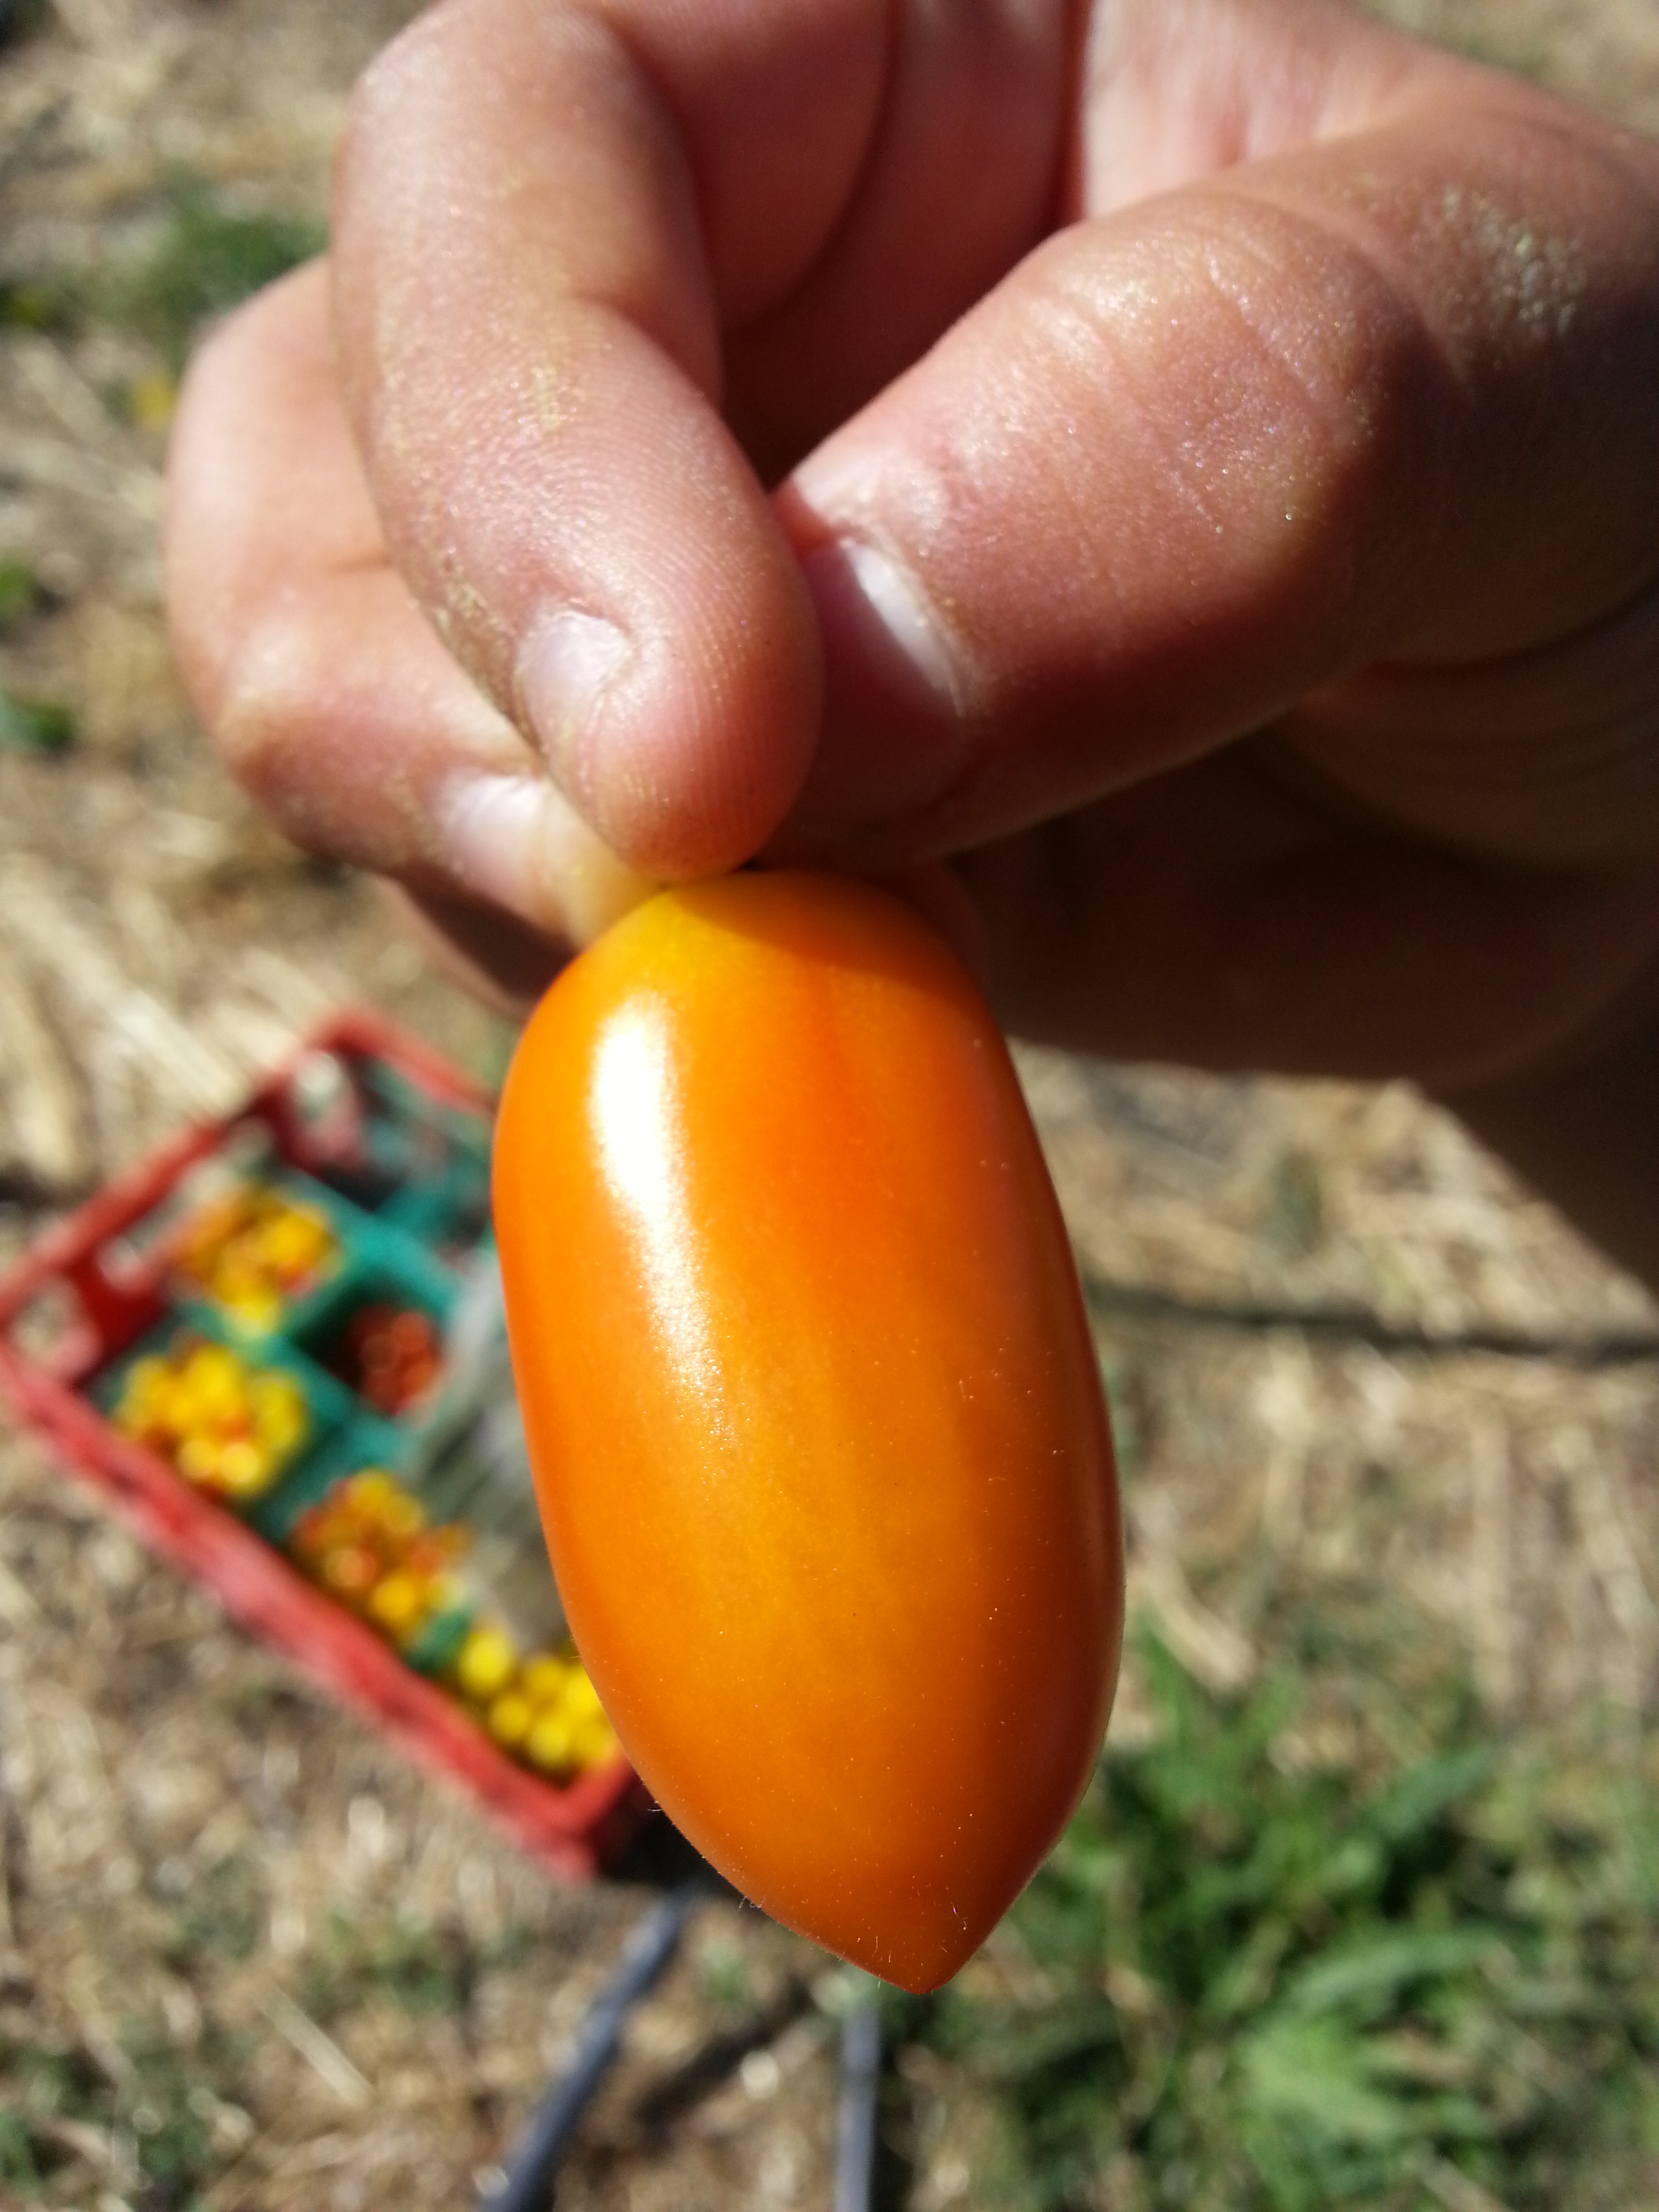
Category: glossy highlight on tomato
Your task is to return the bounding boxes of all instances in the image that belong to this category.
[493,872,1123,1990]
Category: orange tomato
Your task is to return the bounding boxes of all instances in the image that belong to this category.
[494,872,1122,1990]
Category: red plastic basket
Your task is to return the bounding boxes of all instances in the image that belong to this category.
[0,1008,647,1881]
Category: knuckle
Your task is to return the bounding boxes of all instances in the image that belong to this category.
[211,615,320,795]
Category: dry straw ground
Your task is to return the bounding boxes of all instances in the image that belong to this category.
[1,3,1657,2207]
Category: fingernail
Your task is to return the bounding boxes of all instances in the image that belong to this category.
[436,771,651,945]
[799,538,969,827]
[516,608,632,806]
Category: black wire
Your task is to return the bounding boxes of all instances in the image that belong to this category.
[480,1881,701,2212]
[1082,1273,1659,1368]
[834,1999,882,2212]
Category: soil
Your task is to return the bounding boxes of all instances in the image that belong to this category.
[1,3,1656,2207]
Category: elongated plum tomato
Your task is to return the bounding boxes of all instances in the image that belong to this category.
[493,871,1123,1990]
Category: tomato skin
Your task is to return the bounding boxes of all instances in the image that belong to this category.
[494,872,1122,1990]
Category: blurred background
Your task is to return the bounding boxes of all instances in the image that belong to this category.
[1,2,1657,2206]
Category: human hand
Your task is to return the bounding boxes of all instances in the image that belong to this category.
[165,0,1659,1261]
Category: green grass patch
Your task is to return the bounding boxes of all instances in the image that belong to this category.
[914,1631,1659,2209]
[0,2016,252,2205]
[0,2105,42,2191]
[0,276,75,335]
[0,687,73,752]
[302,1907,478,2023]
[104,181,325,369]
[163,1851,264,1969]
[1,176,323,369]
[0,558,38,627]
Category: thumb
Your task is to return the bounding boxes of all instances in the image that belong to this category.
[778,80,1659,863]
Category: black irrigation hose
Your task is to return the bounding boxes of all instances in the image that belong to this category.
[480,1881,700,2212]
[1082,1273,1659,1368]
[834,1998,882,2212]
[480,1885,887,2212]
